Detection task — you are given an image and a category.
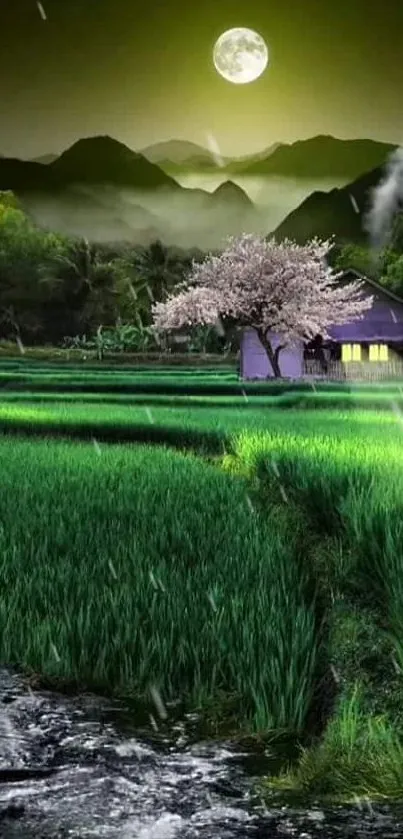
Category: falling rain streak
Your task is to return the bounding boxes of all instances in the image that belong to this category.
[108,559,118,579]
[149,684,168,720]
[36,1,47,20]
[246,494,255,513]
[349,193,360,214]
[50,642,61,663]
[207,590,218,612]
[92,437,102,455]
[145,407,154,424]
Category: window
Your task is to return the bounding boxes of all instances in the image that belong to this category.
[341,344,361,362]
[369,344,389,361]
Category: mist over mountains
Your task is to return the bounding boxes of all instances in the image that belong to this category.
[1,133,397,250]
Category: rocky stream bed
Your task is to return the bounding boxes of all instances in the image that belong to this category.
[1,666,403,838]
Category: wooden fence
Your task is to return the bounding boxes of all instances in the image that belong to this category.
[303,359,403,381]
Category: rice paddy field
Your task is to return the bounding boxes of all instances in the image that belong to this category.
[2,358,403,803]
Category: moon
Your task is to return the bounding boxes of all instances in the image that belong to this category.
[213,28,269,84]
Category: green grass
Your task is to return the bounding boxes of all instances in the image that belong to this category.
[222,423,403,802]
[0,436,319,735]
[0,398,403,445]
[2,360,403,800]
[3,389,403,412]
[261,684,403,802]
[1,358,403,408]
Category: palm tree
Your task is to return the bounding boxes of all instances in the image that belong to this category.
[128,240,200,307]
[39,237,126,340]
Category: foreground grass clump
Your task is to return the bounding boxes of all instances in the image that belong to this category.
[223,426,403,801]
[224,428,403,615]
[0,436,319,735]
[262,685,403,802]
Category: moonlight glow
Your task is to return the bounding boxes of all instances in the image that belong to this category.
[213,28,269,84]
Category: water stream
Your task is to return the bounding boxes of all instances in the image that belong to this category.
[1,666,403,838]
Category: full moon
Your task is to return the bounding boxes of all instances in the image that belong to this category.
[213,27,269,84]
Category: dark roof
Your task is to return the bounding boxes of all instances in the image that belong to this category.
[339,267,403,306]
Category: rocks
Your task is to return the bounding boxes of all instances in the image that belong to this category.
[1,666,403,837]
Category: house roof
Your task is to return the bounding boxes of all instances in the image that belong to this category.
[338,267,403,306]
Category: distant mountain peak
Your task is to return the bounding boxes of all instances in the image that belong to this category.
[50,135,179,190]
[141,139,216,164]
[212,180,253,205]
[55,135,142,162]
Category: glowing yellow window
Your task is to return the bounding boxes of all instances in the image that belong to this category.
[341,344,352,362]
[342,344,361,362]
[369,344,388,361]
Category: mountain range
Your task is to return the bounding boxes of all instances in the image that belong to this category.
[138,139,283,174]
[225,136,397,179]
[2,136,260,248]
[139,135,397,181]
[1,133,399,249]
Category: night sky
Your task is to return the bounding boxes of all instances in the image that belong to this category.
[1,0,403,160]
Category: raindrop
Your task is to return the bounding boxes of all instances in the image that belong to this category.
[149,685,168,720]
[145,407,154,424]
[108,560,118,580]
[246,494,255,513]
[50,642,61,663]
[92,437,102,456]
[390,309,398,323]
[207,591,218,612]
[349,193,360,214]
[36,1,47,20]
[16,336,25,355]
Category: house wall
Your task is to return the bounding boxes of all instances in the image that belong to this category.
[241,329,304,379]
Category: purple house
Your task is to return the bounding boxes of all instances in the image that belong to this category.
[240,269,403,380]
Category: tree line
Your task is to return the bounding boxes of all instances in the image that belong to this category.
[0,191,218,352]
[1,189,403,357]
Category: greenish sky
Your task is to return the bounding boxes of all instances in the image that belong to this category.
[1,0,402,158]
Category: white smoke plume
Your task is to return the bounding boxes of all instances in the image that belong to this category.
[364,147,403,250]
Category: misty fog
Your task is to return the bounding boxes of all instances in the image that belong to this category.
[20,172,348,251]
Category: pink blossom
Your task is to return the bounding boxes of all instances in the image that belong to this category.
[151,233,373,365]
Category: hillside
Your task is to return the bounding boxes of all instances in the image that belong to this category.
[235,135,396,181]
[271,164,386,245]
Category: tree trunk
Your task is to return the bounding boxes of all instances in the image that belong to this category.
[257,329,285,378]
